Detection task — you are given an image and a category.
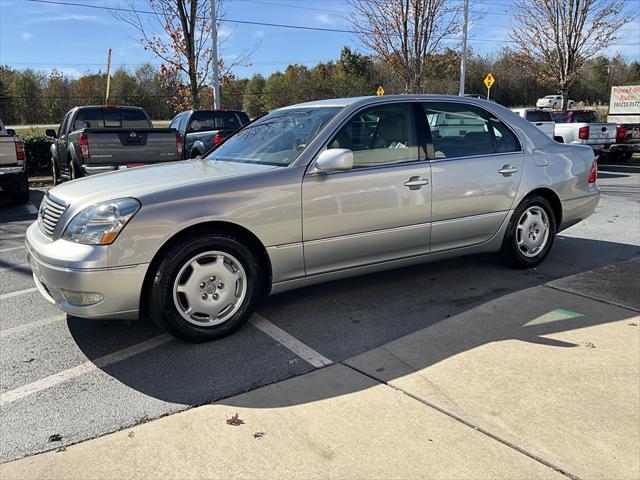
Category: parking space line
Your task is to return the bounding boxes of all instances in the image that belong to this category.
[251,314,333,368]
[0,287,37,301]
[0,234,26,240]
[0,314,67,338]
[0,334,172,407]
[0,245,25,253]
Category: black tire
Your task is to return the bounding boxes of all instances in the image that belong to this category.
[501,196,556,269]
[148,232,263,342]
[11,174,30,205]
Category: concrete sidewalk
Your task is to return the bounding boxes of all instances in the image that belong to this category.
[2,260,639,480]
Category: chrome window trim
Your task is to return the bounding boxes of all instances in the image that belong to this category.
[305,156,426,177]
[428,150,525,164]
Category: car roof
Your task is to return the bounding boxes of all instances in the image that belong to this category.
[279,94,502,110]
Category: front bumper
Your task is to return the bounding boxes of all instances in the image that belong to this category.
[25,223,148,320]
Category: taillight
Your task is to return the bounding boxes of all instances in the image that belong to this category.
[578,126,589,140]
[616,126,627,143]
[213,132,224,146]
[588,157,597,183]
[176,132,183,157]
[79,133,90,159]
[15,141,25,163]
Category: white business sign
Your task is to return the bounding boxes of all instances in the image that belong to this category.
[609,85,640,115]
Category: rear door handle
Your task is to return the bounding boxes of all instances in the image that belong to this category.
[498,165,518,176]
[403,176,429,190]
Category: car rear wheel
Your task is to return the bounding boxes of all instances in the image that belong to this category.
[148,233,263,342]
[501,196,556,268]
[11,173,29,205]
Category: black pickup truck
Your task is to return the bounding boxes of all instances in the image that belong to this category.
[47,106,180,184]
[169,109,250,159]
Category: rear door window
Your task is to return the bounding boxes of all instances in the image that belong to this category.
[525,110,552,122]
[188,111,242,132]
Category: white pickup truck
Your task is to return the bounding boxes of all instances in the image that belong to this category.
[0,119,29,204]
[511,108,555,138]
[607,85,640,162]
[551,110,617,157]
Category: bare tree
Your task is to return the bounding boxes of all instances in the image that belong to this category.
[348,0,463,93]
[511,0,627,109]
[114,0,255,109]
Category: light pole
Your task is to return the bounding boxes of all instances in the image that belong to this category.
[458,0,469,96]
[210,0,221,109]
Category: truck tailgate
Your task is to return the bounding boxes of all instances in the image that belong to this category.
[589,123,616,142]
[84,128,178,165]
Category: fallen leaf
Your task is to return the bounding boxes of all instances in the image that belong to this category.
[128,431,135,438]
[226,413,243,426]
[376,367,385,372]
[48,434,62,443]
[288,359,298,366]
[253,432,265,439]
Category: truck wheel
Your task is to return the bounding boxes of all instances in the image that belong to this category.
[148,232,263,342]
[501,196,556,269]
[11,174,30,205]
[70,159,84,180]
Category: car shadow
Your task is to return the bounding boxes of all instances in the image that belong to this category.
[67,235,640,407]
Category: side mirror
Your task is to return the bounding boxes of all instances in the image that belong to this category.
[6,128,16,136]
[45,129,57,138]
[314,148,353,173]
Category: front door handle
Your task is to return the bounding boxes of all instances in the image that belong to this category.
[403,176,429,190]
[498,165,518,176]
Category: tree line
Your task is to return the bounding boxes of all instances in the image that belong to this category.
[1,46,638,125]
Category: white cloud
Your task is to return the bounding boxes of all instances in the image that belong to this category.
[218,26,233,40]
[23,14,108,25]
[20,32,33,40]
[314,13,332,25]
[253,30,265,39]
[58,67,82,79]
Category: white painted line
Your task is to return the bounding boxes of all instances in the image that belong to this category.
[0,334,172,406]
[0,314,67,338]
[0,234,26,240]
[0,245,25,253]
[251,314,333,368]
[0,287,37,301]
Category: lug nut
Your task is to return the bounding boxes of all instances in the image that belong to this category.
[200,282,206,289]
[217,283,224,289]
[201,293,208,300]
[212,293,219,300]
[209,276,216,281]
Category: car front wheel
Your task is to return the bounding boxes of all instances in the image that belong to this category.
[148,233,262,342]
[501,196,556,268]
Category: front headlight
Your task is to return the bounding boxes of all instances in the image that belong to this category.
[62,198,141,245]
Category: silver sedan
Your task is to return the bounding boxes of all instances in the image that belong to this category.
[26,95,600,342]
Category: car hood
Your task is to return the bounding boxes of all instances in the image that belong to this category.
[49,160,278,206]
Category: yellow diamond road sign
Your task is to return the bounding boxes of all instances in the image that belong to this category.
[484,73,495,89]
[376,86,384,96]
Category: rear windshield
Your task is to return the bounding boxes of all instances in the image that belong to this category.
[525,110,552,122]
[552,110,599,123]
[73,108,150,129]
[188,111,247,133]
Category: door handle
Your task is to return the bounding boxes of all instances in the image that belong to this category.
[498,165,518,176]
[403,176,429,190]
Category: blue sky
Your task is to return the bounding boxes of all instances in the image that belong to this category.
[1,0,639,80]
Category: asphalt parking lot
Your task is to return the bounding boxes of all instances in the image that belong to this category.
[1,164,639,464]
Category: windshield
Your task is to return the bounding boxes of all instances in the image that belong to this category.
[205,106,342,166]
[551,110,599,123]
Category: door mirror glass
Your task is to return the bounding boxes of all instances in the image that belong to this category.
[315,148,353,172]
[45,129,57,138]
[5,128,16,136]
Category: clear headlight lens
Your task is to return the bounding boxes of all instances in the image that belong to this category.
[62,198,140,245]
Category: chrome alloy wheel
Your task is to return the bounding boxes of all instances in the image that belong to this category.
[172,251,247,326]
[516,206,550,258]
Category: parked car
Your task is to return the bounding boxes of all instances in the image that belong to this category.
[47,105,181,184]
[536,95,575,109]
[26,95,599,342]
[551,109,617,157]
[170,109,250,159]
[511,108,556,138]
[0,119,29,204]
[606,85,640,162]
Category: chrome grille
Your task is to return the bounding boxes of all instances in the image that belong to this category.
[38,194,67,237]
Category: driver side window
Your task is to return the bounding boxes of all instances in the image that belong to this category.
[328,103,419,168]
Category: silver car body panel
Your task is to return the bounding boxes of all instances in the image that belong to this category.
[26,95,599,319]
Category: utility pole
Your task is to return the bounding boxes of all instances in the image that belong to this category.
[210,0,221,109]
[458,0,468,96]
